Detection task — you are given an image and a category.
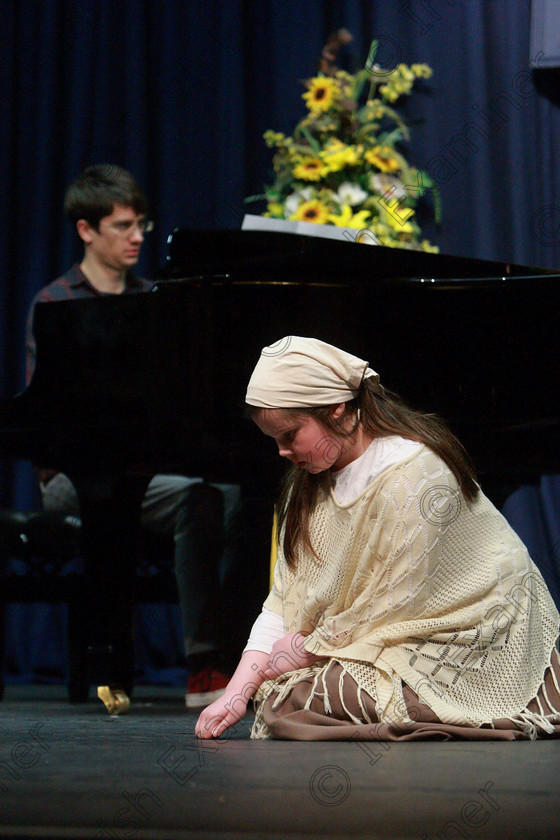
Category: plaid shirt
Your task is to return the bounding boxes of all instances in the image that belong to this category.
[25,263,153,383]
[25,263,154,483]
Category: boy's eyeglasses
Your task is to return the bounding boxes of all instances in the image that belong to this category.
[101,219,154,237]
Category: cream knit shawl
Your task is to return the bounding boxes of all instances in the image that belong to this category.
[264,445,560,728]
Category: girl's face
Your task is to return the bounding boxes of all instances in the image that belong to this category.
[253,406,351,473]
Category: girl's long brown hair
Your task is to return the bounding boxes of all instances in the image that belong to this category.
[251,379,479,568]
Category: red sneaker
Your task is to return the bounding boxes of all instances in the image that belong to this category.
[185,665,230,709]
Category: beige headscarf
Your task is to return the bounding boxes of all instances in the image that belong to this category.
[245,336,379,408]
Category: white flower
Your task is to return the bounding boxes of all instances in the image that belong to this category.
[335,182,368,206]
[370,173,406,199]
[284,189,313,217]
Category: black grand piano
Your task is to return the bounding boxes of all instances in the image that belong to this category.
[1,230,559,700]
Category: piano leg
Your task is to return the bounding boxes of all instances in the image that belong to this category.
[68,474,151,704]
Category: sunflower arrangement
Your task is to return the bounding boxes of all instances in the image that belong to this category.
[249,35,439,251]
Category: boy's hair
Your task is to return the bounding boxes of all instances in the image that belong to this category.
[64,164,148,229]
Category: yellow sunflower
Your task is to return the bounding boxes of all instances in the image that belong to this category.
[302,76,340,113]
[290,199,331,224]
[293,157,330,181]
[382,198,415,233]
[321,140,361,172]
[421,239,440,253]
[328,204,371,229]
[263,201,284,218]
[411,63,433,79]
[364,145,401,173]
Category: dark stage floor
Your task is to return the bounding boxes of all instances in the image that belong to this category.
[0,684,559,839]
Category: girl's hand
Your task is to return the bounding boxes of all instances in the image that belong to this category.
[195,692,247,739]
[194,649,271,739]
[193,638,322,738]
[259,632,322,681]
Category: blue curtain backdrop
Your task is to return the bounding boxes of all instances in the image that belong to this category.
[1,0,559,684]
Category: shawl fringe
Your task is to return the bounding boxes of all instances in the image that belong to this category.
[496,644,560,740]
[251,643,560,740]
[498,709,560,740]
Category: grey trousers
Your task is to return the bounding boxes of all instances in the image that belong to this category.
[41,473,242,658]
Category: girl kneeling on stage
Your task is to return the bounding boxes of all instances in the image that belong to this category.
[195,336,560,741]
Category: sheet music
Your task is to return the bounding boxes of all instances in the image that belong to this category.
[241,214,370,245]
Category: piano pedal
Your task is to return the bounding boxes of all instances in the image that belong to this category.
[97,685,131,715]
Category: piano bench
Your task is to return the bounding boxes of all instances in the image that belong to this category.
[0,510,178,702]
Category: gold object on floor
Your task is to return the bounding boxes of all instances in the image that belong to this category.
[97,685,131,715]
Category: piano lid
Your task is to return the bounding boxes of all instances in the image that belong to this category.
[155,227,560,493]
[0,228,557,497]
[159,228,559,287]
